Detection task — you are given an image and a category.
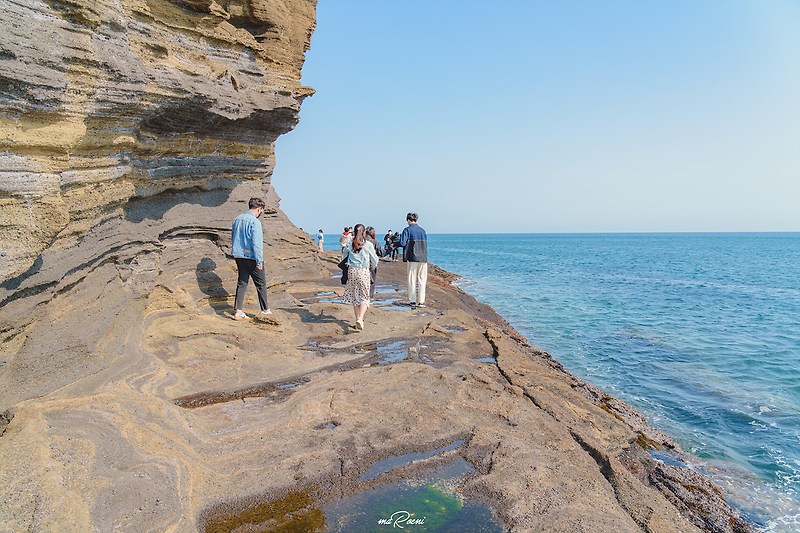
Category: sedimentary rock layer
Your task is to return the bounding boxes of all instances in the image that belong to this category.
[0,0,315,290]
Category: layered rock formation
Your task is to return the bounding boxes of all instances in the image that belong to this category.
[1,2,750,532]
[0,0,314,289]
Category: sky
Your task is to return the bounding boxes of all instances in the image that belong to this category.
[271,0,800,234]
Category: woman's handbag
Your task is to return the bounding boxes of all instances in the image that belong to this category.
[338,257,349,284]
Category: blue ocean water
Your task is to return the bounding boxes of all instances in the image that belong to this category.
[427,233,800,532]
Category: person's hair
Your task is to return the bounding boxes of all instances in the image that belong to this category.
[366,226,376,239]
[249,197,266,210]
[406,212,418,222]
[352,224,366,252]
[318,229,323,232]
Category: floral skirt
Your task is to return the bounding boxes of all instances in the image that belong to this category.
[341,266,371,305]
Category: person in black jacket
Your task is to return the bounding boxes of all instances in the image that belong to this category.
[390,232,401,262]
[383,229,394,259]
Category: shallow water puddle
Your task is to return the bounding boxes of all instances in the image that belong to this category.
[374,303,414,312]
[373,297,403,307]
[202,460,503,532]
[360,440,465,481]
[372,338,446,366]
[375,340,413,365]
[374,281,402,294]
[472,356,498,364]
[301,337,449,368]
[326,459,503,532]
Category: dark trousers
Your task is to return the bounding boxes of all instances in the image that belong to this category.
[369,266,377,299]
[234,258,269,311]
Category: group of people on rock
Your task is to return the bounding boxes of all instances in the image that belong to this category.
[334,227,402,262]
[229,198,428,332]
[338,214,428,330]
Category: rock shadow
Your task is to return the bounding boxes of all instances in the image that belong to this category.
[123,187,231,223]
[282,308,353,334]
[196,258,229,315]
[1,255,43,292]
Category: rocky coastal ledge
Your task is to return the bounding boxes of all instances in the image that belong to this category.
[0,0,750,530]
[1,213,750,531]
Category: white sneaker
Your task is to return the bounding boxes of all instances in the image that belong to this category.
[260,309,272,315]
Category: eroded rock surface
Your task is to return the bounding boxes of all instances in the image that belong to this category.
[1,2,750,532]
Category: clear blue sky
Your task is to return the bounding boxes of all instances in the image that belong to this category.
[272,0,800,234]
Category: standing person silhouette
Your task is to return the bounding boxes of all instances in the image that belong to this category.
[231,197,270,320]
[398,212,428,307]
[316,229,324,252]
[339,227,352,253]
[390,232,401,261]
[383,229,393,258]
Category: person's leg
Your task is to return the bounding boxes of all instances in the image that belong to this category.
[251,263,269,311]
[234,258,251,312]
[417,262,428,305]
[356,302,369,322]
[407,262,417,304]
[369,267,376,299]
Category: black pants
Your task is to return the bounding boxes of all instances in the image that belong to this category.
[234,258,269,311]
[369,266,377,299]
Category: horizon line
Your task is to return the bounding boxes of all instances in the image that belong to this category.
[424,230,800,235]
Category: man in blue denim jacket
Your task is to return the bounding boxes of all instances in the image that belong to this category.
[398,212,428,307]
[231,197,270,320]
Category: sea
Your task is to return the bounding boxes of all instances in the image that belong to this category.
[425,233,800,532]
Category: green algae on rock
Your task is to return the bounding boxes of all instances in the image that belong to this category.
[203,489,325,533]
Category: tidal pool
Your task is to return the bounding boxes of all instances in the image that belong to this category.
[202,460,504,532]
[325,460,503,532]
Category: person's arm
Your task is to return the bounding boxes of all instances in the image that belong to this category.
[252,218,264,268]
[397,228,409,249]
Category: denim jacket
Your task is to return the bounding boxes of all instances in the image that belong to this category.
[231,211,263,265]
[399,223,428,262]
[344,241,378,269]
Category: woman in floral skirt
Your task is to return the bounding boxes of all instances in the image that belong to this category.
[341,224,379,330]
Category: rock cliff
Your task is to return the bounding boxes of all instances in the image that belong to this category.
[0,2,750,532]
[0,0,314,292]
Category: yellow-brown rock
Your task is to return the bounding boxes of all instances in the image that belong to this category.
[0,0,315,287]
